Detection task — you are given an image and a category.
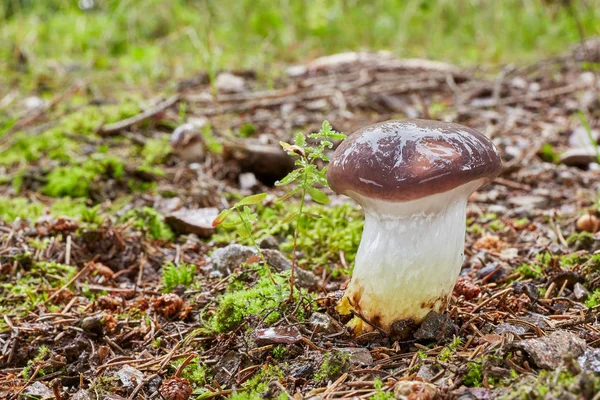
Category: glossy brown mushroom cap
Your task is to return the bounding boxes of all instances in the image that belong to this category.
[327,119,502,202]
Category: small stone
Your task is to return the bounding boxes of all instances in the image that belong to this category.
[289,362,314,378]
[414,312,459,341]
[488,205,508,214]
[259,236,280,250]
[576,214,600,233]
[23,382,53,399]
[71,389,93,400]
[304,99,329,111]
[500,247,519,261]
[165,207,218,237]
[417,363,443,381]
[494,323,528,336]
[81,315,103,335]
[213,351,242,385]
[455,387,495,400]
[310,312,338,334]
[509,195,549,209]
[337,347,374,366]
[117,365,144,388]
[239,172,258,190]
[573,282,590,301]
[215,72,245,93]
[578,348,600,373]
[254,326,302,346]
[521,313,551,330]
[477,264,506,283]
[559,147,599,167]
[154,197,183,215]
[508,330,586,369]
[22,96,45,110]
[512,282,539,301]
[262,249,319,290]
[210,244,256,275]
[394,380,437,399]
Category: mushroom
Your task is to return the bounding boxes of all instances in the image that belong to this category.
[170,118,209,163]
[327,119,502,334]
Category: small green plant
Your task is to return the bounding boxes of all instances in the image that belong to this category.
[213,193,269,267]
[463,361,484,387]
[539,143,559,163]
[276,121,346,295]
[272,345,286,360]
[120,207,174,241]
[370,379,394,400]
[162,262,196,292]
[22,345,51,379]
[515,263,543,279]
[566,231,594,249]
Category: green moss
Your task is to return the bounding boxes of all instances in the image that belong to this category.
[369,379,394,400]
[22,345,51,379]
[242,365,284,396]
[566,231,595,249]
[120,207,174,241]
[467,223,483,235]
[535,251,554,266]
[585,290,600,308]
[162,262,196,292]
[272,345,286,360]
[201,125,223,155]
[51,198,103,225]
[514,263,543,279]
[0,196,104,225]
[438,347,452,362]
[0,262,77,316]
[560,253,584,267]
[43,156,124,198]
[141,136,171,165]
[170,357,209,388]
[214,203,363,270]
[314,350,351,383]
[0,103,140,167]
[212,270,309,333]
[513,217,529,229]
[0,196,45,222]
[463,362,483,387]
[488,219,505,231]
[504,369,600,400]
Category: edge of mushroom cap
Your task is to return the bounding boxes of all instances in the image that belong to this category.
[326,119,502,202]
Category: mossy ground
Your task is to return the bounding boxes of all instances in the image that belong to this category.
[2,2,600,399]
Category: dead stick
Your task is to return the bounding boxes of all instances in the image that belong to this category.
[98,94,179,135]
[48,264,91,302]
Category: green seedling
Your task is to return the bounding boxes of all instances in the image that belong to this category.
[276,120,346,296]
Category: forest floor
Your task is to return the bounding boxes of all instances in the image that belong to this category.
[1,35,600,399]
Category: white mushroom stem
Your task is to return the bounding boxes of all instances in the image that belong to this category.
[343,180,484,333]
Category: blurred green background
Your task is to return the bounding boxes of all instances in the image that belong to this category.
[2,0,599,92]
